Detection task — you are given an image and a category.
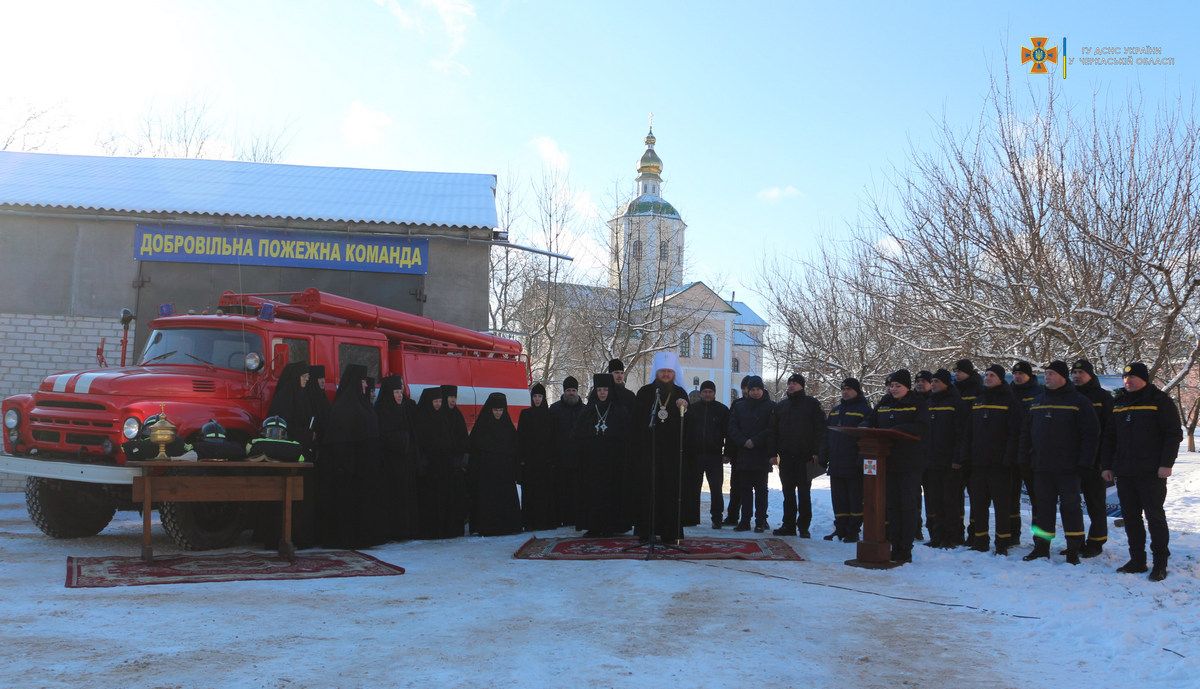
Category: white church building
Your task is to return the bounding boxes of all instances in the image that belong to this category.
[609,129,767,404]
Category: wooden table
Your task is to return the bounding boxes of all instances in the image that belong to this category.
[129,460,310,562]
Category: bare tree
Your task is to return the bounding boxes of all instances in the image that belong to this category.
[99,99,290,162]
[488,170,533,337]
[1,99,65,152]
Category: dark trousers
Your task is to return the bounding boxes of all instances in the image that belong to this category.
[924,466,964,546]
[778,457,813,531]
[695,454,725,521]
[968,466,1014,546]
[736,469,769,526]
[1033,470,1084,550]
[1116,474,1170,564]
[726,468,741,520]
[1010,465,1035,544]
[830,475,863,539]
[1079,466,1109,547]
[555,463,579,527]
[886,470,922,557]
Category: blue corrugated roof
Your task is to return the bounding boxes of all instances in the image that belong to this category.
[729,300,768,327]
[0,151,497,229]
[733,330,762,347]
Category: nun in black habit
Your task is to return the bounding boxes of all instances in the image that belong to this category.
[319,365,384,548]
[415,387,464,539]
[466,393,523,536]
[376,375,419,540]
[441,384,471,524]
[574,373,633,537]
[257,361,316,547]
[517,383,557,531]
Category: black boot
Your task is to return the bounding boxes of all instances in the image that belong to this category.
[734,522,751,532]
[823,531,838,541]
[1116,559,1149,574]
[1022,539,1051,561]
[970,536,989,553]
[722,514,739,526]
[1079,541,1103,559]
[798,529,811,539]
[1149,561,1168,582]
[994,541,1009,557]
[711,518,723,530]
[772,525,797,536]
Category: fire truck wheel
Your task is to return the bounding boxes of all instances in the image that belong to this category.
[159,501,246,551]
[25,477,116,538]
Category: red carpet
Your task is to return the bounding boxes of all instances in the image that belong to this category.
[65,550,405,588]
[514,536,802,561]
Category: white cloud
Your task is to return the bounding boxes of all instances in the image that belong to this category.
[341,101,393,147]
[756,185,803,203]
[531,136,569,170]
[371,0,476,76]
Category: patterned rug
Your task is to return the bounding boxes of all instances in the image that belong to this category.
[65,550,405,588]
[514,536,802,561]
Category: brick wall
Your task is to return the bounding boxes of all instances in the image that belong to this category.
[0,313,124,491]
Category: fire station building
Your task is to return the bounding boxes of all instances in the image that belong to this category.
[0,151,498,488]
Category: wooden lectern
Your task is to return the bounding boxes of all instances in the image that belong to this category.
[828,427,920,569]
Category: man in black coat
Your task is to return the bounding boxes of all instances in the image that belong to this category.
[861,369,929,563]
[607,358,639,412]
[1008,360,1041,545]
[722,375,754,526]
[954,359,984,404]
[769,373,825,537]
[923,369,970,548]
[1070,358,1114,558]
[967,364,1023,555]
[683,380,731,529]
[1019,360,1101,564]
[822,378,872,542]
[728,375,774,532]
[1102,362,1183,581]
[549,376,586,527]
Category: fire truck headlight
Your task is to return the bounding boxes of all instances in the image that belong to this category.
[122,417,141,440]
[244,352,264,372]
[3,410,18,430]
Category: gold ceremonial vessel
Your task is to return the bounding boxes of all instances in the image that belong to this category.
[148,404,178,460]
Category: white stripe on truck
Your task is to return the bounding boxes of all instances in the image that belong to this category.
[73,372,104,394]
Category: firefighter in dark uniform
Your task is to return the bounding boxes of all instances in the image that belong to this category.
[954,359,983,542]
[822,378,872,542]
[923,369,970,548]
[1019,360,1100,564]
[912,370,934,539]
[1101,362,1182,581]
[967,364,1022,555]
[769,373,825,537]
[861,369,928,563]
[1009,360,1041,545]
[1070,358,1114,557]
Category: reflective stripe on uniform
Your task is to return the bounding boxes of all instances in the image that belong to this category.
[1112,405,1158,413]
[1030,405,1079,411]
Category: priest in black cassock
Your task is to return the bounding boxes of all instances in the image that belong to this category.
[574,373,632,537]
[632,352,690,544]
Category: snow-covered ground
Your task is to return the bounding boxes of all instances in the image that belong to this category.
[1,452,1198,689]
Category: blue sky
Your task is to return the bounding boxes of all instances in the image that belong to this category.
[2,1,1196,318]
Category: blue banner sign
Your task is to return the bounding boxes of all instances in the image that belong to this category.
[134,224,429,275]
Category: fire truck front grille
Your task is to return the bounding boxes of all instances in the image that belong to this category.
[37,400,106,411]
[33,430,60,442]
[66,433,107,446]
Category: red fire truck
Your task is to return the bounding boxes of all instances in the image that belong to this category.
[0,289,530,548]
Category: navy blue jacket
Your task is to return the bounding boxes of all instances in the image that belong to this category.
[925,387,970,469]
[861,391,929,473]
[822,394,872,478]
[1101,384,1182,476]
[970,383,1023,468]
[1019,382,1100,473]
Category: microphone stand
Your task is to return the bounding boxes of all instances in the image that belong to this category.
[622,387,688,559]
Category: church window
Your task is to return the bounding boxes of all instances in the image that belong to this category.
[732,357,740,373]
[659,241,668,261]
[702,334,713,359]
[679,332,690,358]
[632,240,642,260]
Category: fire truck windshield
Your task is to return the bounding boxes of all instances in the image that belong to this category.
[139,328,264,371]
